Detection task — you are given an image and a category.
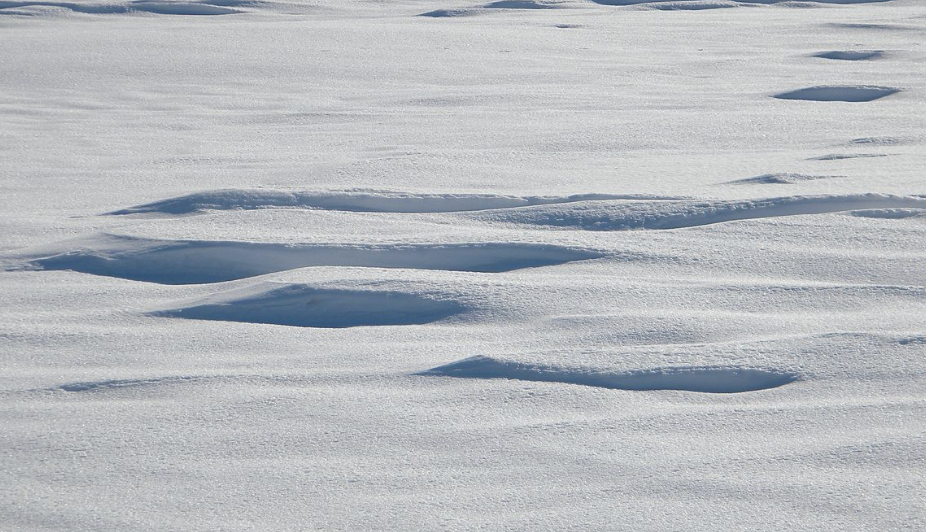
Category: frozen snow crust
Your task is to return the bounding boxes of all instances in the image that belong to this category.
[2,0,926,530]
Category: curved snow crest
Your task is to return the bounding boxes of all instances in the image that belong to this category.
[156,284,469,328]
[420,356,799,393]
[107,189,680,216]
[471,194,926,231]
[20,234,605,284]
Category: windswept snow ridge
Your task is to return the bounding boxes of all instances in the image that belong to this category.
[108,190,673,216]
[471,194,926,231]
[421,356,799,393]
[157,284,468,328]
[21,235,603,284]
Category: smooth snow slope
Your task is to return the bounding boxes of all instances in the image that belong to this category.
[1,0,925,530]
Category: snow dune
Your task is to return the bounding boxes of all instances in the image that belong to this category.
[21,235,604,284]
[471,194,926,231]
[421,356,799,393]
[773,86,900,102]
[108,190,673,216]
[157,284,467,328]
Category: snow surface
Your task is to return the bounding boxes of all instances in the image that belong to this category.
[1,0,925,529]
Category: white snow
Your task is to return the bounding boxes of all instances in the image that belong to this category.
[1,0,925,529]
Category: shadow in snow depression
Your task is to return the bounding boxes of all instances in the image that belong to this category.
[57,376,204,392]
[470,193,926,231]
[809,153,888,161]
[107,190,681,216]
[156,285,468,328]
[848,209,926,220]
[26,235,604,284]
[774,86,900,102]
[0,0,241,15]
[420,356,799,393]
[725,173,841,186]
[420,0,562,17]
[589,0,892,5]
[814,51,884,61]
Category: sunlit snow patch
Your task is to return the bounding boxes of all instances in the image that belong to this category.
[421,356,798,393]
